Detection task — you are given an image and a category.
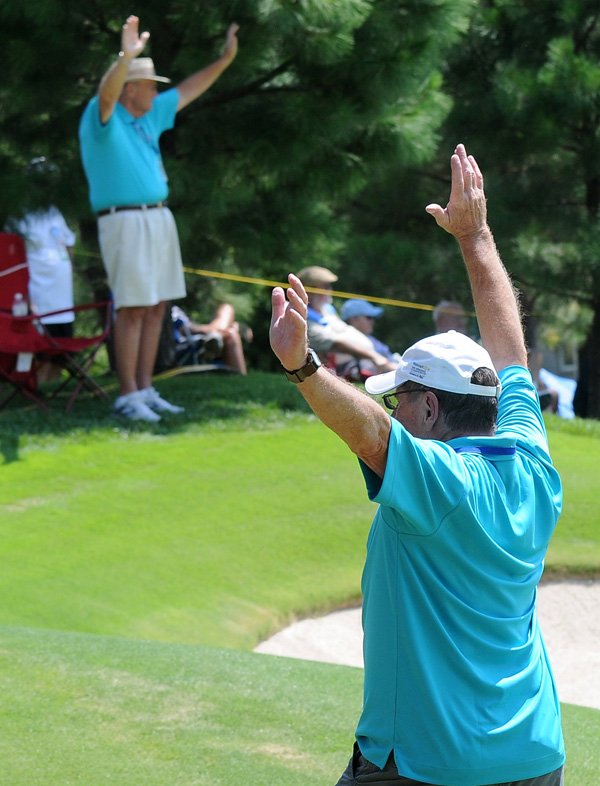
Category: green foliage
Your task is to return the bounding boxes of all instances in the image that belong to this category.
[438,0,600,413]
[3,1,600,399]
[0,0,473,366]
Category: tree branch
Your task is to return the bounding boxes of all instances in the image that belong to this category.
[199,60,295,108]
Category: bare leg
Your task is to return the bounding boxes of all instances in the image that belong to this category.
[36,360,63,385]
[186,302,250,374]
[135,301,166,391]
[210,303,236,332]
[222,325,247,375]
[113,306,147,395]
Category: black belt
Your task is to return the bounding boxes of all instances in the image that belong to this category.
[97,201,167,217]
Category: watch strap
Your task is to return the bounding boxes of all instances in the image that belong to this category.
[282,349,322,383]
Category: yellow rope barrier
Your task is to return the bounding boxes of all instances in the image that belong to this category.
[74,249,434,312]
[182,267,435,313]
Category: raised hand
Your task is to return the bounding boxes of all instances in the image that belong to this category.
[425,143,487,240]
[120,15,150,60]
[270,274,309,371]
[223,23,240,62]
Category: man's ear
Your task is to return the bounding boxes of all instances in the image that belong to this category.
[422,390,440,428]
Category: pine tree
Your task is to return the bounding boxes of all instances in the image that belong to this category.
[0,0,472,364]
[440,0,600,416]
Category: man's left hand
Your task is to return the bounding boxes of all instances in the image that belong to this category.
[270,274,310,371]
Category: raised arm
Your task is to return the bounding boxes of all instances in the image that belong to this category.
[329,335,396,372]
[176,23,239,111]
[98,15,149,124]
[425,144,527,371]
[270,275,391,477]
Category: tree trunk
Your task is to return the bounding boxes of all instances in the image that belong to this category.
[585,300,600,419]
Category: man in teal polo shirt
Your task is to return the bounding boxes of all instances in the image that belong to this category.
[79,15,238,422]
[269,144,565,785]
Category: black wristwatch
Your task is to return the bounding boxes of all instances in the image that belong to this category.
[282,348,322,383]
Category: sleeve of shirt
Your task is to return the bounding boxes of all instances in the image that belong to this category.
[149,88,179,135]
[79,97,103,140]
[362,418,469,536]
[51,208,75,247]
[496,365,552,460]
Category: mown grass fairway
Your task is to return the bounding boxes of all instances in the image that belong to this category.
[0,625,598,786]
[1,372,599,784]
[1,418,371,648]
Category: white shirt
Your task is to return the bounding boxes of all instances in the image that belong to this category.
[17,207,75,324]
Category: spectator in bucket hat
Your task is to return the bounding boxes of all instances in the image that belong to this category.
[79,15,239,422]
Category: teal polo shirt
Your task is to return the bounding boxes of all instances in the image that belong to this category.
[356,365,564,785]
[79,89,179,213]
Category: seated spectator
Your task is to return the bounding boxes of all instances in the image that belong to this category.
[528,348,562,415]
[433,299,468,334]
[297,266,396,376]
[339,298,400,379]
[6,157,76,384]
[171,303,251,375]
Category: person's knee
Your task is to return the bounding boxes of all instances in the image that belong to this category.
[147,301,166,319]
[116,306,147,325]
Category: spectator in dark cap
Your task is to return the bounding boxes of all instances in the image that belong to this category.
[432,299,468,334]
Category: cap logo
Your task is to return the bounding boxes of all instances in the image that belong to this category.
[409,362,429,381]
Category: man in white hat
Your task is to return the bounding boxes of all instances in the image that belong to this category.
[270,144,564,785]
[79,15,238,422]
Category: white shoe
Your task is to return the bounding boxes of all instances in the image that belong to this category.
[142,386,185,414]
[114,391,161,423]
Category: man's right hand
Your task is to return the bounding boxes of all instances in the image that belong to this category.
[426,144,528,372]
[120,15,150,60]
[425,144,488,241]
[222,23,240,63]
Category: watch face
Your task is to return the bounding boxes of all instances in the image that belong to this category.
[307,349,322,368]
[283,349,321,383]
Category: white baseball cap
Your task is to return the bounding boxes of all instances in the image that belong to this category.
[365,331,501,398]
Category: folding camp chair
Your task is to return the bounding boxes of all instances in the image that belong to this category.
[153,304,236,375]
[0,232,112,411]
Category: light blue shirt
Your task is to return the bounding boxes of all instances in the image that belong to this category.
[78,89,179,212]
[356,365,564,785]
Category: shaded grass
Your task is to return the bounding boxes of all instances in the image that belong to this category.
[0,371,308,451]
[0,624,598,786]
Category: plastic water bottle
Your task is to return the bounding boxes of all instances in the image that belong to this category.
[12,292,33,372]
[12,292,28,317]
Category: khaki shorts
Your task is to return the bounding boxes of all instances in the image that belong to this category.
[98,207,186,309]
